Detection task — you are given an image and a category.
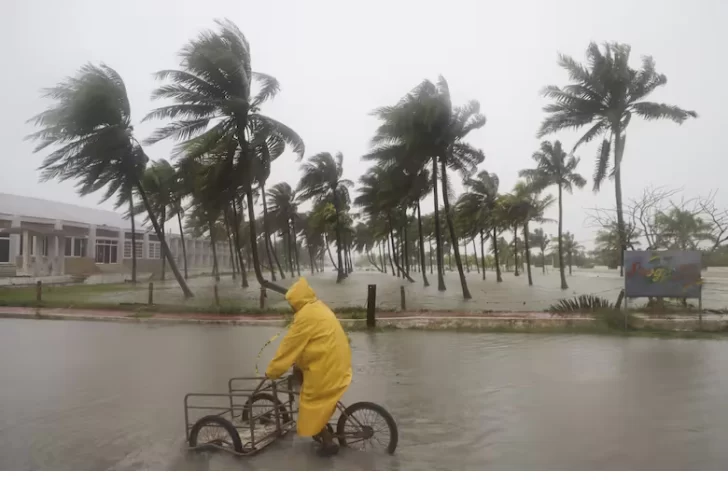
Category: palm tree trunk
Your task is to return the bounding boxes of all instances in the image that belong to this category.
[129,192,137,284]
[224,213,237,280]
[416,202,430,287]
[244,188,287,295]
[292,219,301,277]
[177,210,188,280]
[271,233,285,279]
[480,230,486,281]
[524,222,533,286]
[209,222,220,282]
[464,240,470,273]
[429,238,433,274]
[332,195,345,283]
[431,158,446,291]
[387,235,396,275]
[134,179,193,298]
[513,225,519,277]
[613,127,626,277]
[285,223,294,277]
[259,184,280,282]
[403,214,410,276]
[325,235,338,271]
[557,183,568,290]
[367,252,383,272]
[308,244,315,274]
[388,219,414,283]
[440,159,471,299]
[231,198,248,288]
[541,248,546,275]
[493,228,502,283]
[472,239,480,274]
[160,206,166,281]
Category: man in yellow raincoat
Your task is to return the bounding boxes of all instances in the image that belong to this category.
[265,277,352,456]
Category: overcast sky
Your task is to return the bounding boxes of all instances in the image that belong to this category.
[2,0,725,249]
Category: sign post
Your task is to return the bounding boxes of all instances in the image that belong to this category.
[623,250,703,327]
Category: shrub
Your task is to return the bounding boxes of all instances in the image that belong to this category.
[548,294,614,313]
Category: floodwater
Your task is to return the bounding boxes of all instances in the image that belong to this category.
[2,319,728,470]
[90,266,728,311]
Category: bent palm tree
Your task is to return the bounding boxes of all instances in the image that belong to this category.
[539,42,697,274]
[520,140,586,290]
[297,152,353,283]
[145,19,304,295]
[26,64,193,297]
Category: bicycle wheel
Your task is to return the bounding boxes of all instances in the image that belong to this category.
[241,393,292,425]
[336,402,398,454]
[188,415,243,454]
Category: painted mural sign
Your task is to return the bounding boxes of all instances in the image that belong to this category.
[624,251,702,298]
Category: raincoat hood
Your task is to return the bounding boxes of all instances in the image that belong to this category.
[285,277,318,312]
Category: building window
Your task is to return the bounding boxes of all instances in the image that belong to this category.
[123,240,144,259]
[65,237,88,257]
[0,236,9,263]
[95,238,118,264]
[148,241,161,260]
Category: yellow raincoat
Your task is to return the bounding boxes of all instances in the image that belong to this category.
[265,277,352,437]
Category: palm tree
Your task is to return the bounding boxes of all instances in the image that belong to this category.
[506,181,556,286]
[135,160,178,281]
[365,77,485,299]
[530,228,551,274]
[268,182,300,278]
[297,152,353,283]
[539,42,697,274]
[457,170,499,282]
[144,19,304,295]
[559,232,583,275]
[654,208,713,250]
[520,141,586,290]
[26,64,193,297]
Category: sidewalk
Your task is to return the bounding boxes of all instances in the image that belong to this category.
[0,306,726,332]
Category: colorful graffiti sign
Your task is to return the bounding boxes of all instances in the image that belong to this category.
[624,251,702,298]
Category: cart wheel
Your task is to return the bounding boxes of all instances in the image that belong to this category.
[241,393,292,425]
[188,415,243,454]
[336,402,398,454]
[312,424,335,444]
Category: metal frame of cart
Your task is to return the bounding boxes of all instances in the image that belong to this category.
[183,374,398,456]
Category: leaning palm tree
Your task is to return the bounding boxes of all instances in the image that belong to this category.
[144,19,304,295]
[457,170,500,282]
[507,181,555,286]
[268,182,300,277]
[26,63,193,297]
[539,42,697,273]
[520,141,586,290]
[297,152,353,283]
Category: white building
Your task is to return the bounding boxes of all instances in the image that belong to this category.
[0,193,233,278]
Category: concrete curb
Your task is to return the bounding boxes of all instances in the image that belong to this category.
[1,307,727,333]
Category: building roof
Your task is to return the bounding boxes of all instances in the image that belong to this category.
[0,192,145,229]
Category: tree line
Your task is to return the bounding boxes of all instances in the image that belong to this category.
[27,19,699,299]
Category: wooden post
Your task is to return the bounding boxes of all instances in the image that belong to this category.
[148,282,153,305]
[400,285,406,311]
[214,283,220,306]
[260,287,267,310]
[36,281,42,303]
[366,284,376,328]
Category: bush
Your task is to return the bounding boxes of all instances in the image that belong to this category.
[548,294,614,313]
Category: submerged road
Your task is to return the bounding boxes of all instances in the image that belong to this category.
[1,318,727,470]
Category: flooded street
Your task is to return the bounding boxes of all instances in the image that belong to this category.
[88,266,728,312]
[1,318,728,470]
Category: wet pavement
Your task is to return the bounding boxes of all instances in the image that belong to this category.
[1,318,728,470]
[88,266,728,312]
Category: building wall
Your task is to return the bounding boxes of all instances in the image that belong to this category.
[64,257,99,276]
